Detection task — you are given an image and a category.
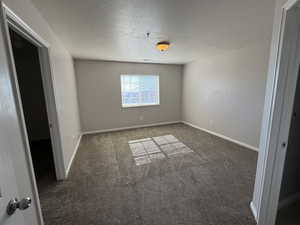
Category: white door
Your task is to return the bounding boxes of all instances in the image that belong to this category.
[0,3,38,225]
[0,133,25,225]
[0,12,26,225]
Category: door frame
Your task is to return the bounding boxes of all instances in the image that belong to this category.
[1,3,66,181]
[252,0,300,224]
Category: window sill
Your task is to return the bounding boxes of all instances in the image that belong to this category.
[122,103,160,108]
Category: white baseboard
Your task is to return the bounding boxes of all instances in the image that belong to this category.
[250,201,258,221]
[182,121,259,151]
[82,121,258,152]
[278,192,300,210]
[65,134,82,177]
[82,121,182,135]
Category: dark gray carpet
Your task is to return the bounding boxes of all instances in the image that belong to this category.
[38,123,257,225]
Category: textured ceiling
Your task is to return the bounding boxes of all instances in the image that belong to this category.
[31,0,275,64]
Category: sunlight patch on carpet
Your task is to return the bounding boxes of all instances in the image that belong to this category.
[129,135,193,166]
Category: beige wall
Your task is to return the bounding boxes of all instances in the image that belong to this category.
[182,40,272,149]
[3,1,81,224]
[75,60,183,132]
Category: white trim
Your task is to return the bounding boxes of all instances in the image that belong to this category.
[66,134,82,177]
[278,192,300,210]
[2,4,50,48]
[82,121,181,135]
[0,3,46,225]
[250,201,258,222]
[1,3,66,181]
[182,121,259,151]
[284,0,300,10]
[122,103,160,108]
[253,1,300,225]
[38,47,66,180]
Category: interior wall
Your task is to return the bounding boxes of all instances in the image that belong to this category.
[2,1,81,224]
[182,39,272,149]
[75,59,183,132]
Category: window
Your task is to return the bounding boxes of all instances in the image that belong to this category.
[121,75,160,107]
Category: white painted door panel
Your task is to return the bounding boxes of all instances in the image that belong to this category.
[0,149,25,225]
[0,4,25,225]
[0,2,44,225]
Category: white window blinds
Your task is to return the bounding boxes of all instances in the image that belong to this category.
[120,75,160,107]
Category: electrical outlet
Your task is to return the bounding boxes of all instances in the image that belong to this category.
[139,115,144,121]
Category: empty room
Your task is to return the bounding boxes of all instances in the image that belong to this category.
[2,0,300,225]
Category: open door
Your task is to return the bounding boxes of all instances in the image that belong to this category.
[0,5,28,225]
[252,3,300,225]
[0,2,42,225]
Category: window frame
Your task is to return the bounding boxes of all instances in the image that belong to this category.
[120,74,160,108]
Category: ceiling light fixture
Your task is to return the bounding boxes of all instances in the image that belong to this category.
[156,41,170,52]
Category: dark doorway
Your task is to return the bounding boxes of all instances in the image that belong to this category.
[9,28,56,190]
[276,66,300,225]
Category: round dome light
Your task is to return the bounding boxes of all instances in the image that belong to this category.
[156,41,170,52]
